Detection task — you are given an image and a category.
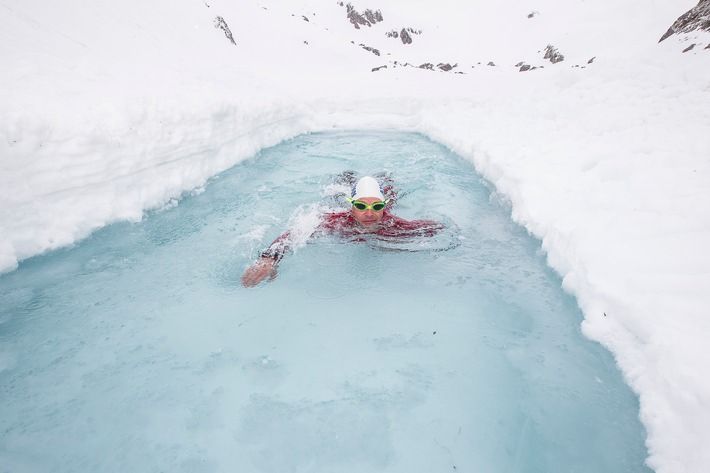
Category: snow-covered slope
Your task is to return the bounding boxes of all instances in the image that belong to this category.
[2,1,709,472]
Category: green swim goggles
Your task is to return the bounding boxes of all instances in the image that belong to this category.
[346,198,390,212]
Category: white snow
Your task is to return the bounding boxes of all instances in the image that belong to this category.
[1,0,709,471]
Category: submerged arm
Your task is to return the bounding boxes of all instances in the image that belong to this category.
[240,232,290,287]
[240,209,327,287]
[389,214,445,237]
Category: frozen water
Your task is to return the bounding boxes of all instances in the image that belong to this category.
[0,132,650,472]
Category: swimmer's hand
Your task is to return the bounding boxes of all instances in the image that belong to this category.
[241,257,278,287]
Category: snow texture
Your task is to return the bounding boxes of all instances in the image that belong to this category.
[1,1,709,472]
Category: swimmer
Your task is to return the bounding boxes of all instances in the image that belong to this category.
[241,176,443,287]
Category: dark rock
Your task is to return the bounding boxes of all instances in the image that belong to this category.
[487,61,496,66]
[302,15,309,22]
[519,64,532,72]
[214,16,236,45]
[659,0,710,42]
[372,65,387,72]
[706,43,710,48]
[437,62,453,71]
[659,28,674,42]
[419,63,434,70]
[386,27,421,44]
[364,9,383,24]
[345,3,383,29]
[683,43,697,52]
[588,56,596,64]
[544,44,565,63]
[359,44,380,56]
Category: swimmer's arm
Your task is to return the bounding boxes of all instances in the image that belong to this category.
[418,220,445,234]
[391,215,445,236]
[240,232,290,287]
[241,216,331,288]
[241,255,279,287]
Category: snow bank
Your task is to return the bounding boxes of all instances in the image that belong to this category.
[0,88,316,272]
[2,0,710,471]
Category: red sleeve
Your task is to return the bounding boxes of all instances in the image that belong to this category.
[261,231,291,261]
[386,213,444,237]
[319,211,352,230]
[261,211,349,260]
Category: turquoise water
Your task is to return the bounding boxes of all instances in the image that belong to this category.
[0,131,650,472]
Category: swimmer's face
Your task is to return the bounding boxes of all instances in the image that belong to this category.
[351,196,385,227]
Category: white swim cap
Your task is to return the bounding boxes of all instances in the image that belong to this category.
[351,176,385,201]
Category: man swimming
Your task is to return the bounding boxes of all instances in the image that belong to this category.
[241,176,443,287]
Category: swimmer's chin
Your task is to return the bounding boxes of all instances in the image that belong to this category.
[360,220,380,227]
[359,221,380,229]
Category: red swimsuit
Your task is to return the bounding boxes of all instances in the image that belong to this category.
[262,210,443,260]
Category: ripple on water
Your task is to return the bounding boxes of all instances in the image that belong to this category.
[0,131,650,473]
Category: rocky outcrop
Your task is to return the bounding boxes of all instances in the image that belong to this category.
[659,0,710,42]
[544,45,564,63]
[360,44,380,56]
[214,16,236,45]
[342,3,383,29]
[516,62,535,72]
[413,62,456,72]
[386,28,422,45]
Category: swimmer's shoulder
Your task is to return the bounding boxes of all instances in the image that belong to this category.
[320,210,352,228]
[385,212,444,233]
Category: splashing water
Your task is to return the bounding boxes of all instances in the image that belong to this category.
[0,131,650,473]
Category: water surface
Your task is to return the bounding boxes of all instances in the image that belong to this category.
[0,131,650,472]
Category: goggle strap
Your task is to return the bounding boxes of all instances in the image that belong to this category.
[346,197,390,204]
